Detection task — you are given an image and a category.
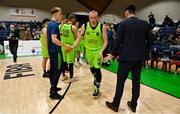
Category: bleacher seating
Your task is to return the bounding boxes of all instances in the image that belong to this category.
[0,31,9,41]
[150,25,180,72]
[159,26,176,40]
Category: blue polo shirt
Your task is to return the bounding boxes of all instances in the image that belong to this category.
[47,20,61,53]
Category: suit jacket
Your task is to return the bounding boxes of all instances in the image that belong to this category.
[8,29,20,40]
[111,17,154,61]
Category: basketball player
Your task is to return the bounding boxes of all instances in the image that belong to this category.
[47,7,71,99]
[75,21,81,64]
[60,14,78,82]
[71,10,108,98]
[76,21,86,64]
[40,18,50,78]
[59,16,68,81]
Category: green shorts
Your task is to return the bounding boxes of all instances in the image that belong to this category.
[41,45,49,58]
[80,40,85,52]
[86,49,102,68]
[79,44,85,53]
[75,43,85,56]
[76,45,81,51]
[62,47,75,64]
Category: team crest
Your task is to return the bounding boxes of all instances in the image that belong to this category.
[86,31,90,35]
[96,32,100,36]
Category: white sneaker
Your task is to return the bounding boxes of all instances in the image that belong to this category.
[61,75,68,81]
[68,77,79,83]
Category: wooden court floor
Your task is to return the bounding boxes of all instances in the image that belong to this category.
[0,56,180,114]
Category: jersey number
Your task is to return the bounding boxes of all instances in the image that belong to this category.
[63,29,69,38]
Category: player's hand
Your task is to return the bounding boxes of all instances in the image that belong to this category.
[7,36,10,39]
[103,54,113,62]
[65,44,72,53]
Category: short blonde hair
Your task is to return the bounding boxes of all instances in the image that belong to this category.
[89,10,99,16]
[51,7,62,15]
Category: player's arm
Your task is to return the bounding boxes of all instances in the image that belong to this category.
[51,34,71,50]
[71,24,85,48]
[100,25,108,60]
[43,28,48,51]
[72,25,78,40]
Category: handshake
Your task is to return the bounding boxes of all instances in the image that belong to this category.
[103,54,114,63]
[64,44,73,53]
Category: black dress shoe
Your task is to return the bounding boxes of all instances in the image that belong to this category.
[106,101,118,112]
[56,87,61,91]
[127,101,136,112]
[13,59,17,62]
[43,72,49,78]
[49,93,64,100]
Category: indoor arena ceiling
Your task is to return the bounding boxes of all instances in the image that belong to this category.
[0,0,113,14]
[76,0,113,14]
[0,0,179,16]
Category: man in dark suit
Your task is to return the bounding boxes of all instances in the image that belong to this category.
[7,24,20,62]
[104,5,153,112]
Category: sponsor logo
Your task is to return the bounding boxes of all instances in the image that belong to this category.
[5,45,9,50]
[4,63,34,80]
[86,31,90,35]
[96,32,100,36]
[31,48,35,53]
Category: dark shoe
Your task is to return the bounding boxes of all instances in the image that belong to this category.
[13,59,17,62]
[127,101,136,112]
[92,87,100,99]
[43,72,49,78]
[106,101,118,112]
[49,93,64,100]
[56,87,61,91]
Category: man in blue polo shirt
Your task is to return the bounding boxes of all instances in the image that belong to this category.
[47,7,71,99]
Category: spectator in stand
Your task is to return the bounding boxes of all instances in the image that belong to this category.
[175,35,180,45]
[0,21,7,31]
[175,26,180,45]
[155,33,163,41]
[152,25,163,41]
[33,28,41,40]
[163,15,174,27]
[106,23,113,51]
[166,33,176,45]
[176,26,180,36]
[152,24,160,34]
[24,26,32,40]
[151,47,160,69]
[148,12,156,28]
[176,18,180,27]
[112,24,118,40]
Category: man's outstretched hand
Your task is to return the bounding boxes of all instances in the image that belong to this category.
[103,54,114,62]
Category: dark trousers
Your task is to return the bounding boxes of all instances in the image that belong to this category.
[69,63,74,78]
[9,40,18,61]
[90,67,102,83]
[113,61,142,109]
[49,52,63,93]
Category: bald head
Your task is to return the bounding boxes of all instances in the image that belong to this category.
[10,24,15,31]
[89,10,99,26]
[89,10,98,16]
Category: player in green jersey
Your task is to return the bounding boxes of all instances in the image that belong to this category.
[70,10,108,98]
[40,18,50,78]
[60,14,78,82]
